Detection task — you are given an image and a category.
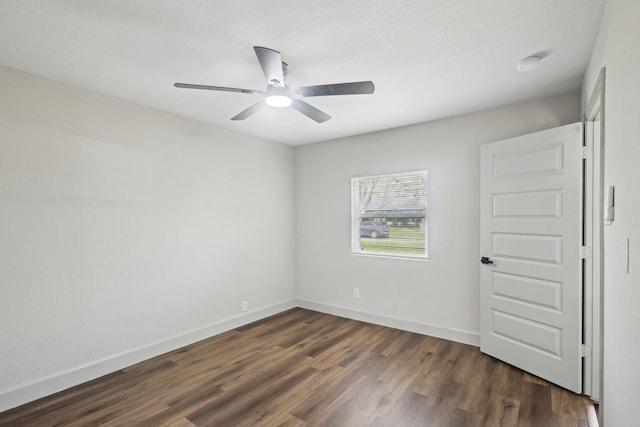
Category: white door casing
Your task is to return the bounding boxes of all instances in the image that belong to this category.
[583,67,605,403]
[480,122,583,393]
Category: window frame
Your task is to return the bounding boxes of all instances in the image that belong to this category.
[351,170,429,260]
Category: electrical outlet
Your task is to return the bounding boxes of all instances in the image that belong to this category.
[353,288,359,298]
[242,301,248,312]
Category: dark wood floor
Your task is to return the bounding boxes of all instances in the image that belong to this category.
[0,308,597,426]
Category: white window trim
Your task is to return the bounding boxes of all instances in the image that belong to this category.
[351,170,428,260]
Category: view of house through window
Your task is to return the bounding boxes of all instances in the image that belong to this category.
[351,170,428,259]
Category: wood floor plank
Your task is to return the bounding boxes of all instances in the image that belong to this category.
[303,374,380,426]
[518,380,553,427]
[189,365,317,426]
[289,364,366,422]
[230,370,323,427]
[0,308,597,427]
[185,349,316,425]
[481,394,521,426]
[381,389,433,426]
[456,353,513,417]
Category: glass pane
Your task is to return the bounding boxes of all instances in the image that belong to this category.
[353,171,428,258]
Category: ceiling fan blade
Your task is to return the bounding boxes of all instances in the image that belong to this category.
[297,81,375,97]
[174,83,261,94]
[291,100,331,123]
[231,102,264,120]
[254,46,285,88]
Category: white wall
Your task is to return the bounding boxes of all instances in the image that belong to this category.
[582,0,640,424]
[0,62,589,413]
[0,66,296,411]
[295,92,580,343]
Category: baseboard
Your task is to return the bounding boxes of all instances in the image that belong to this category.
[0,299,297,413]
[296,298,480,347]
[1,298,479,413]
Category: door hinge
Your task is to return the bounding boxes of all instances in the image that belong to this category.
[582,146,593,159]
[580,344,592,358]
[580,246,593,259]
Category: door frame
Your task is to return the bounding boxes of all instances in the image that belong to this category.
[583,67,605,403]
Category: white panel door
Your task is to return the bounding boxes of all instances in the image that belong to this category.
[480,123,583,393]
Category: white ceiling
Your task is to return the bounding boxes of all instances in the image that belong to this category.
[0,0,604,146]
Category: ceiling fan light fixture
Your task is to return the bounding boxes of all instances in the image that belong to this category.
[265,94,292,108]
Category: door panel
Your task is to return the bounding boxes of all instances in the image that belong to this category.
[491,310,562,356]
[493,190,563,218]
[492,272,562,310]
[492,233,562,263]
[480,122,583,393]
[492,143,564,177]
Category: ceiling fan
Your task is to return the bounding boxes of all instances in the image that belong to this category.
[174,46,375,123]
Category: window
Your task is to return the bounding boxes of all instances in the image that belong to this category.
[351,170,428,259]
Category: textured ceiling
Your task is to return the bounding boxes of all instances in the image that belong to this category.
[0,0,604,145]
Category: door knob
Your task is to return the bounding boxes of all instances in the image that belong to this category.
[481,257,494,265]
